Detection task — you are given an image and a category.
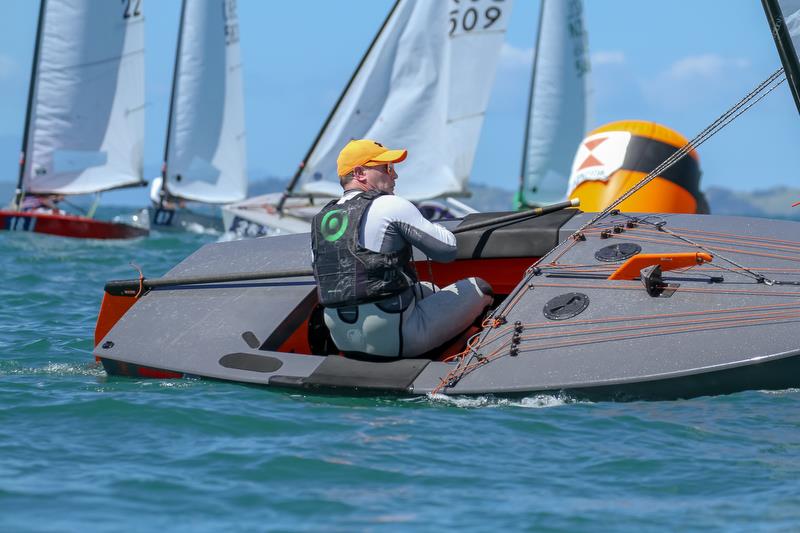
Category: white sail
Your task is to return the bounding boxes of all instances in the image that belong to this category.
[24,0,145,195]
[164,0,247,205]
[296,0,512,202]
[779,0,800,44]
[519,0,590,206]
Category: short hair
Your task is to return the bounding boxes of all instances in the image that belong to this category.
[340,172,354,187]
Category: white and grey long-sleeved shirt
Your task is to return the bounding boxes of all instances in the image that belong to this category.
[312,189,457,262]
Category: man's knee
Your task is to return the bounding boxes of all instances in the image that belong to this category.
[470,277,494,298]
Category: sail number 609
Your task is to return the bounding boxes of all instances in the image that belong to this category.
[449,1,504,36]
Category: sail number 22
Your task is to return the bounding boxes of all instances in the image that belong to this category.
[449,0,505,36]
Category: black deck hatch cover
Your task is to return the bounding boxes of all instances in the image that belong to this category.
[543,293,590,320]
[595,243,641,262]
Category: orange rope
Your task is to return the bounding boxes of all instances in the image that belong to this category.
[511,300,800,330]
[519,309,800,342]
[130,261,145,299]
[515,312,800,354]
[543,263,800,274]
[531,280,800,297]
[611,226,800,254]
[640,225,800,247]
[435,311,800,393]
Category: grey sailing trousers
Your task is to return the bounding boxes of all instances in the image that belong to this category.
[323,278,493,358]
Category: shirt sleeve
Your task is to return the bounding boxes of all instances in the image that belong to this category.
[378,195,458,262]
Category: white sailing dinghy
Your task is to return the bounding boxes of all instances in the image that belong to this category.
[515,0,590,208]
[149,0,247,233]
[0,0,148,239]
[222,0,511,237]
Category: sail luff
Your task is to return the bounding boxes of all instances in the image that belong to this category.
[762,0,800,115]
[23,0,146,196]
[13,0,47,210]
[276,0,402,212]
[517,0,547,207]
[518,0,590,207]
[163,0,248,205]
[160,0,189,201]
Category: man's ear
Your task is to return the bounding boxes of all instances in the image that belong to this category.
[352,166,367,182]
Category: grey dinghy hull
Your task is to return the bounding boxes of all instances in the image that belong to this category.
[94,211,800,400]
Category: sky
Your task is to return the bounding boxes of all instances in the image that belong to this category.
[0,0,798,206]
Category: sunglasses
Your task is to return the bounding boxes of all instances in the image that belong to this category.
[367,162,394,174]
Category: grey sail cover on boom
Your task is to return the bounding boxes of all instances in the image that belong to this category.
[24,0,145,195]
[165,0,247,204]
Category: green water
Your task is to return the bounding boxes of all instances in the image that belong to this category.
[1,213,799,532]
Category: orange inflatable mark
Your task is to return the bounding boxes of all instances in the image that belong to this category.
[94,293,138,347]
[608,252,713,280]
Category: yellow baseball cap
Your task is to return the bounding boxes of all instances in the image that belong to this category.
[336,139,407,177]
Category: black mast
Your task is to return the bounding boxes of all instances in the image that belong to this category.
[762,0,800,116]
[13,0,47,211]
[516,0,547,209]
[159,0,188,205]
[275,0,401,213]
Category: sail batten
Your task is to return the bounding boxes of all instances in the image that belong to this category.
[23,0,145,196]
[294,0,512,202]
[519,0,591,207]
[164,0,247,205]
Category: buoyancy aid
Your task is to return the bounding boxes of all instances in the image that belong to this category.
[311,190,417,308]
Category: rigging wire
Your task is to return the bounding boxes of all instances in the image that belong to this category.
[572,67,786,244]
[517,68,787,294]
[435,68,794,394]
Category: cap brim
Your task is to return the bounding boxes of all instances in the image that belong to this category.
[365,149,407,165]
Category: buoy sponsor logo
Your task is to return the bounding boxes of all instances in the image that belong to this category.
[320,210,348,242]
[568,131,632,194]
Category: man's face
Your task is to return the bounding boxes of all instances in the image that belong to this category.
[361,163,398,194]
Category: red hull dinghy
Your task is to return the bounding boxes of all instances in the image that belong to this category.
[0,210,147,240]
[3,0,148,240]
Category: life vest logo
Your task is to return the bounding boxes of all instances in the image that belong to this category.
[568,131,632,195]
[320,210,348,241]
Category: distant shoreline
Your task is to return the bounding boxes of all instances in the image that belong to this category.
[1,180,798,219]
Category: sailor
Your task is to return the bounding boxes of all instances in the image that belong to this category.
[149,176,185,210]
[20,194,63,214]
[311,139,494,358]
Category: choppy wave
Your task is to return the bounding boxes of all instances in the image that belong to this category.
[2,219,800,531]
[426,392,582,409]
